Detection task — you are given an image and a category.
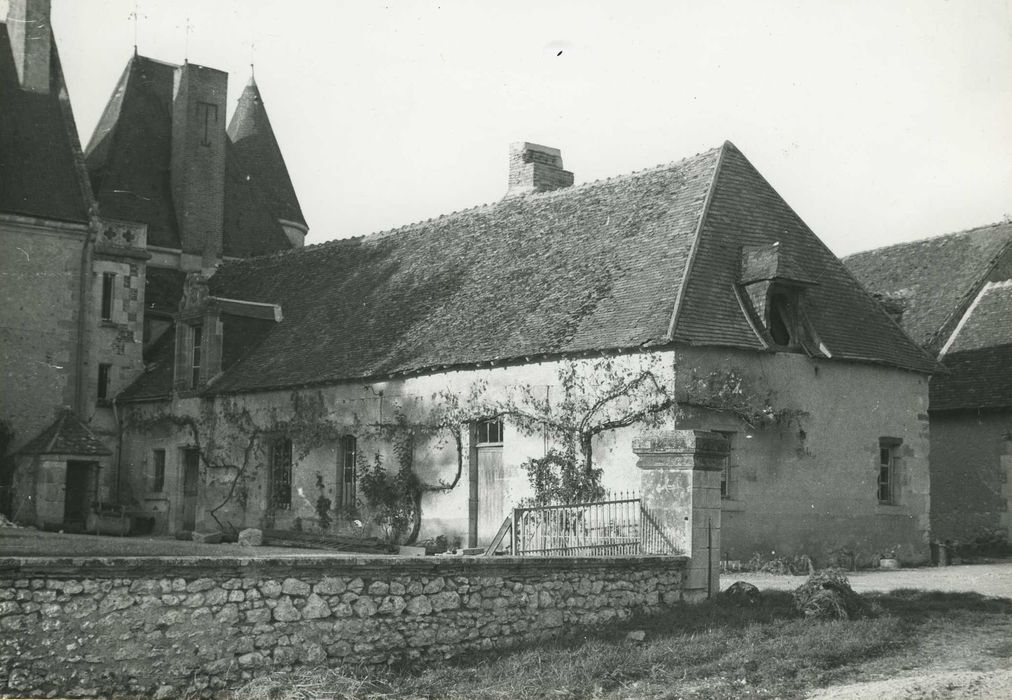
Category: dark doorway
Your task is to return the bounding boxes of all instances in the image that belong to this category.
[181,448,200,531]
[64,461,94,531]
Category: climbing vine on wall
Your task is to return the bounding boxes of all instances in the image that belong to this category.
[681,367,807,430]
[120,356,804,543]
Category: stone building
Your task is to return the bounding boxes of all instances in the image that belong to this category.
[0,0,302,528]
[117,139,937,566]
[846,222,1012,546]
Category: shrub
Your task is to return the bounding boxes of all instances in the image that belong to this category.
[743,551,815,575]
[792,569,872,620]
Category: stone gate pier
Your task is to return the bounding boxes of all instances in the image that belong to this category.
[633,429,728,600]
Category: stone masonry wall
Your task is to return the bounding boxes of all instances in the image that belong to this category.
[0,555,690,698]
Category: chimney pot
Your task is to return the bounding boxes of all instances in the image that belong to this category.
[506,142,574,198]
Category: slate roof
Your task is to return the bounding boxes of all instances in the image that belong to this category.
[118,329,176,402]
[931,344,1012,411]
[84,55,293,257]
[944,281,1012,355]
[18,409,112,456]
[121,140,932,400]
[228,77,307,227]
[145,267,187,315]
[0,22,91,223]
[844,222,1012,350]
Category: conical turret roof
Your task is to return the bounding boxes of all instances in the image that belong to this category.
[228,76,307,228]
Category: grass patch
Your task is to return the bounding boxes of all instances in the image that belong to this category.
[230,590,1011,700]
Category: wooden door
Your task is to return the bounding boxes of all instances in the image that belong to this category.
[181,448,199,531]
[476,446,507,545]
[64,461,93,530]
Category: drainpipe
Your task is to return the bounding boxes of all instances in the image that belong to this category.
[112,394,124,503]
[74,220,97,415]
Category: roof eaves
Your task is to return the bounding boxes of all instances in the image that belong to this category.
[204,342,687,398]
[666,141,727,340]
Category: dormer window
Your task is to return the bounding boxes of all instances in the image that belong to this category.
[767,288,798,347]
[739,243,820,354]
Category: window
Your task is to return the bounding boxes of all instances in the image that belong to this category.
[197,101,218,146]
[97,363,111,401]
[270,438,293,510]
[101,273,115,321]
[878,438,902,504]
[191,324,203,388]
[715,430,736,499]
[339,436,357,509]
[152,449,166,493]
[767,291,796,346]
[476,418,504,445]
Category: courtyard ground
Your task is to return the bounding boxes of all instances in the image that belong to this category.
[0,525,386,558]
[721,561,1012,598]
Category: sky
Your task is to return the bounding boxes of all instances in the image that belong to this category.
[16,0,1012,255]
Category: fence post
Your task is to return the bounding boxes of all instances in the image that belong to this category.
[632,430,729,601]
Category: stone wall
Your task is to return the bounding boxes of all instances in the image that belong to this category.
[0,554,691,698]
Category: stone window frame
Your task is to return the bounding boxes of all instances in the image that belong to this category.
[190,323,203,389]
[878,437,902,505]
[714,430,737,499]
[339,435,357,510]
[152,448,166,493]
[100,272,115,321]
[97,362,112,402]
[269,437,293,511]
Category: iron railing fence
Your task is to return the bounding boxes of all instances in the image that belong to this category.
[491,491,681,557]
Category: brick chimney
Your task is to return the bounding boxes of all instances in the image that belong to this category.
[171,62,227,270]
[506,142,574,198]
[6,0,52,94]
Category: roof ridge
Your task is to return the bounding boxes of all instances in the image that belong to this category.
[844,220,1012,259]
[667,141,727,339]
[219,144,726,269]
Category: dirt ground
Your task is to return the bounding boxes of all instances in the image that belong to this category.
[725,562,1012,699]
[0,525,386,558]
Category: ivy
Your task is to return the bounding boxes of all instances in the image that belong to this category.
[681,367,807,430]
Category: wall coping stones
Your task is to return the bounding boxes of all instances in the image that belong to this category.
[0,554,689,580]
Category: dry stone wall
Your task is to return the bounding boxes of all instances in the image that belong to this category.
[0,555,690,698]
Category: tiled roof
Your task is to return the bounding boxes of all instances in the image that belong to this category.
[118,328,175,402]
[0,23,91,223]
[672,144,933,374]
[183,141,933,397]
[84,55,292,257]
[843,222,1012,350]
[228,77,307,227]
[931,344,1012,411]
[18,408,112,456]
[943,281,1012,355]
[145,267,187,315]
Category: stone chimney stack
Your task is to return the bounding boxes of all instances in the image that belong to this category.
[171,62,228,270]
[506,142,574,198]
[7,0,52,94]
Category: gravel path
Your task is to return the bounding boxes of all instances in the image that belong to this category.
[723,562,1012,699]
[722,561,1012,598]
[808,670,1012,700]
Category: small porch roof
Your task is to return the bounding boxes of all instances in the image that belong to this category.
[17,408,112,456]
